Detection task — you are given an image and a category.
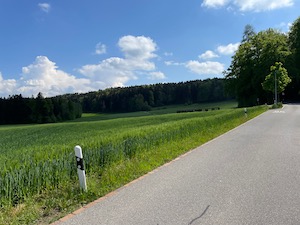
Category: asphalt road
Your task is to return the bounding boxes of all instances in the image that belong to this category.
[58,104,300,225]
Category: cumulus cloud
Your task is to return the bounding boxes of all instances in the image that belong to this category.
[185,61,225,75]
[0,72,17,96]
[236,0,293,11]
[118,35,157,62]
[164,61,184,66]
[78,57,137,88]
[95,42,106,55]
[217,42,240,55]
[148,71,166,80]
[202,0,230,8]
[79,35,158,88]
[38,3,51,13]
[199,50,219,60]
[202,0,294,12]
[165,57,224,76]
[0,35,160,97]
[16,56,92,97]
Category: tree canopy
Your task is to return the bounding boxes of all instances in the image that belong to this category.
[262,62,291,95]
[0,93,82,125]
[286,17,300,99]
[74,78,230,113]
[225,16,300,106]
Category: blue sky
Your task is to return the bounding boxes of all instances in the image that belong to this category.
[0,0,299,97]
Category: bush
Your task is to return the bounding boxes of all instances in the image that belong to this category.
[271,102,283,109]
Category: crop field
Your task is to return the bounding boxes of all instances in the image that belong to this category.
[0,101,268,224]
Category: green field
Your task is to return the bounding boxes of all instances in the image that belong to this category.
[0,101,268,224]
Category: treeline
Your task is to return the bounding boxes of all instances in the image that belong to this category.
[0,93,82,124]
[225,17,300,107]
[66,78,230,113]
[0,78,230,124]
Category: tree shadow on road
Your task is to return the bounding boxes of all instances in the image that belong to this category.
[188,205,210,225]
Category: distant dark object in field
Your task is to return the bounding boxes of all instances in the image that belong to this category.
[177,109,195,113]
[177,107,220,113]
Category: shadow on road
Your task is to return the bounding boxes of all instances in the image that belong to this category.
[188,205,210,225]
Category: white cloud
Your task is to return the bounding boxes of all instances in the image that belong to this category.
[164,61,184,66]
[235,0,293,11]
[164,52,173,56]
[38,3,51,13]
[202,0,230,8]
[17,56,92,97]
[148,71,166,80]
[118,35,157,61]
[185,61,225,75]
[202,0,294,12]
[95,42,106,55]
[79,35,158,89]
[199,50,219,60]
[165,58,224,76]
[217,42,240,55]
[0,35,160,98]
[164,61,173,66]
[0,72,17,96]
[276,22,293,32]
[78,57,137,88]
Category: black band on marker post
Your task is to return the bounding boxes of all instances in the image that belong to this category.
[76,156,85,171]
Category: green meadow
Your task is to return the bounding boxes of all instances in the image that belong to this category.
[0,101,268,224]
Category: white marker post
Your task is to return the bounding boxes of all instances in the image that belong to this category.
[74,145,87,191]
[244,108,248,118]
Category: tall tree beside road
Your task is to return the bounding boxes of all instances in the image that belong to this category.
[226,28,290,106]
[287,17,300,100]
[225,27,291,107]
[262,62,291,102]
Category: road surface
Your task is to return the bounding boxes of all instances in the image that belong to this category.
[57,104,300,225]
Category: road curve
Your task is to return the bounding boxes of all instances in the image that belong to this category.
[57,104,300,225]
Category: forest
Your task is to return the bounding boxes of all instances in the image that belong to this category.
[225,17,300,107]
[0,93,82,124]
[72,78,229,113]
[0,78,229,124]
